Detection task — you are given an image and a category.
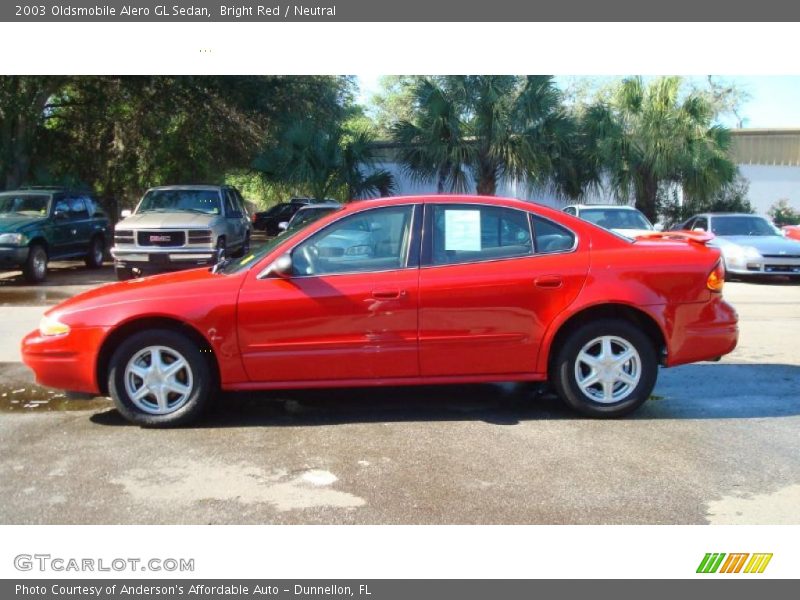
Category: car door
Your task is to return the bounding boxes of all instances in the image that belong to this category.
[67,196,93,255]
[418,203,589,377]
[222,189,244,249]
[49,196,74,259]
[237,204,421,383]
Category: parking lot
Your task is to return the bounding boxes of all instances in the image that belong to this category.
[0,253,798,525]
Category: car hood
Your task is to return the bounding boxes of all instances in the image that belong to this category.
[714,235,800,255]
[45,267,243,325]
[0,214,46,232]
[118,212,219,229]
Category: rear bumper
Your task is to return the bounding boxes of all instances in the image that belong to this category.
[665,296,738,367]
[21,327,108,395]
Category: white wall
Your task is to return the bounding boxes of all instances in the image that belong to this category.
[738,164,800,215]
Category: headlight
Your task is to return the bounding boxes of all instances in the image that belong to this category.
[742,246,762,260]
[0,233,24,245]
[39,315,71,337]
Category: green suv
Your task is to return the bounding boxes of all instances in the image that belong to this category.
[0,188,109,283]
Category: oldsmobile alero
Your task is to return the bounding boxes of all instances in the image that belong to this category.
[21,196,738,426]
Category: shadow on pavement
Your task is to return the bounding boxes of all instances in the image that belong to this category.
[87,362,800,428]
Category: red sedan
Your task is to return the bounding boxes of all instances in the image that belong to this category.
[21,196,738,426]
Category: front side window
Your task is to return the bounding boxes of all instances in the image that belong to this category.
[68,197,89,219]
[292,205,414,276]
[431,204,532,266]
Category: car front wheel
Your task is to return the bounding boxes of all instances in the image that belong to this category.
[23,244,48,283]
[107,330,213,427]
[552,319,657,418]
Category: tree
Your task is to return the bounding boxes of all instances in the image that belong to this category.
[582,76,736,222]
[253,121,394,202]
[659,173,754,228]
[390,75,584,198]
[768,199,800,226]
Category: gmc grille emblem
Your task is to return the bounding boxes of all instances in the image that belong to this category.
[149,235,171,242]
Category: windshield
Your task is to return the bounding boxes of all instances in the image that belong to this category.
[137,189,221,215]
[286,207,338,232]
[711,216,779,237]
[580,208,653,230]
[0,194,49,216]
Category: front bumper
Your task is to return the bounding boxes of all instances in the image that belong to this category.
[725,256,800,276]
[0,246,29,270]
[111,246,220,272]
[21,327,109,395]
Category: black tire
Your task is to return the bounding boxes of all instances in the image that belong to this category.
[552,319,658,418]
[85,236,105,269]
[107,329,214,427]
[215,236,226,262]
[115,265,135,281]
[23,244,48,283]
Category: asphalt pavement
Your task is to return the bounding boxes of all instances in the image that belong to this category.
[0,261,798,524]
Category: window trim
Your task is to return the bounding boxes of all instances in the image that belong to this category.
[257,203,421,280]
[421,202,577,268]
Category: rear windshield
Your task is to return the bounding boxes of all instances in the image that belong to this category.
[0,194,49,216]
[580,208,652,230]
[138,189,221,215]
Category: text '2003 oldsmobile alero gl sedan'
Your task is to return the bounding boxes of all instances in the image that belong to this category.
[22,196,738,426]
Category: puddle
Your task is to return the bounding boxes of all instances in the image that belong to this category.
[706,484,800,524]
[112,461,365,512]
[0,363,111,412]
[0,288,74,306]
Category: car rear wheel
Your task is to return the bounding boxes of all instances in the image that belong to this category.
[85,236,105,269]
[552,319,657,418]
[108,330,213,427]
[23,244,48,283]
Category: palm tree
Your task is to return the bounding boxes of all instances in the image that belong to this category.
[581,76,736,222]
[253,122,394,201]
[391,75,584,198]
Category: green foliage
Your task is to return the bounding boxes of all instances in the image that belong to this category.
[390,75,586,198]
[581,76,736,222]
[768,199,800,226]
[1,75,352,209]
[253,120,394,202]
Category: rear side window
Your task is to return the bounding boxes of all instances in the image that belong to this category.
[563,206,577,216]
[532,216,576,253]
[431,204,533,266]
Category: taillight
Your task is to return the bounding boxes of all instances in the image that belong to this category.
[707,260,725,292]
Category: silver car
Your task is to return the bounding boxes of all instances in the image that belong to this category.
[111,185,251,280]
[677,213,800,278]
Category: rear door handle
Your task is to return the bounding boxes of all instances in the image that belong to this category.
[372,289,405,300]
[534,276,563,289]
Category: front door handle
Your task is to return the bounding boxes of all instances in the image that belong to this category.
[372,289,406,300]
[534,276,563,289]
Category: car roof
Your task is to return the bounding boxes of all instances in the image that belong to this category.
[692,213,765,218]
[296,202,341,210]
[0,187,77,195]
[566,204,641,210]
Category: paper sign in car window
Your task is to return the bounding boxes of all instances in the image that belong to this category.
[444,210,481,251]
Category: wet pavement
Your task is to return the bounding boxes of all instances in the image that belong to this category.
[0,273,798,524]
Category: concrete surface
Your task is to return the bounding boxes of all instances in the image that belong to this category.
[0,270,798,524]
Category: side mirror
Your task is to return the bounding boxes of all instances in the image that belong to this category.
[264,254,293,278]
[653,223,664,232]
[278,221,289,231]
[120,209,132,219]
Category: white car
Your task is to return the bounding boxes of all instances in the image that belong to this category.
[563,204,656,238]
